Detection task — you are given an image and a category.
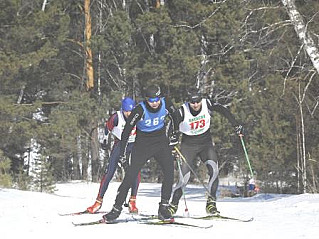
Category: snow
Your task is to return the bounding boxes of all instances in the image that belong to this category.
[1,181,319,239]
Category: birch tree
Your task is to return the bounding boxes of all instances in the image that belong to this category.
[281,0,319,193]
[281,0,319,74]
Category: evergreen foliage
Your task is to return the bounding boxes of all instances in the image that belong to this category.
[0,150,13,187]
[0,0,318,194]
[31,155,56,193]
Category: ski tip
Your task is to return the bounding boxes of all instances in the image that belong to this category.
[59,211,87,216]
[72,222,82,227]
[72,222,80,227]
[205,224,214,229]
[72,219,106,227]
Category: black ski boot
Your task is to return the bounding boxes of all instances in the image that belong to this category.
[158,200,174,221]
[103,204,122,222]
[168,202,178,215]
[206,196,220,215]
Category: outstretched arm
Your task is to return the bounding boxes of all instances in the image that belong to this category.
[207,99,243,135]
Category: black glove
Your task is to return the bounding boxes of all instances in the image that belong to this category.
[119,155,129,171]
[101,139,108,150]
[169,133,179,146]
[235,125,244,136]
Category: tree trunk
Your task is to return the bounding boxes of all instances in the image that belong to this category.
[281,0,319,74]
[42,0,48,11]
[90,120,100,182]
[296,82,307,193]
[73,136,82,180]
[84,0,94,90]
[81,136,89,180]
[282,0,319,193]
[295,114,301,193]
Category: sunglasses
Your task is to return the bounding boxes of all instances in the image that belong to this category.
[190,99,201,104]
[147,97,160,103]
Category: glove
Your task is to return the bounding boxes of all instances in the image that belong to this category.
[171,148,179,161]
[235,125,244,136]
[119,155,129,171]
[169,133,179,146]
[101,139,108,150]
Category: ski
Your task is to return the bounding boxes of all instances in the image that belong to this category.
[72,218,129,226]
[129,213,157,220]
[72,217,213,228]
[135,213,253,222]
[140,218,213,229]
[59,210,107,216]
[131,214,213,228]
[190,214,254,222]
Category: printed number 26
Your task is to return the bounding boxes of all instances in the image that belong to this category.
[146,116,164,126]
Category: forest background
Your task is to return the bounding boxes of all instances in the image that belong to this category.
[0,0,318,195]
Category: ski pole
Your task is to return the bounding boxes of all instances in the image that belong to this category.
[175,156,189,216]
[239,134,254,178]
[174,146,215,201]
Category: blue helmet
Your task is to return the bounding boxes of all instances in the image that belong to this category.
[121,97,136,111]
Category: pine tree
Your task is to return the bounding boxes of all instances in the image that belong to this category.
[0,150,13,188]
[31,155,56,193]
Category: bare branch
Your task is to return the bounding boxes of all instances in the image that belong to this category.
[173,0,227,30]
[282,43,304,96]
[282,0,319,75]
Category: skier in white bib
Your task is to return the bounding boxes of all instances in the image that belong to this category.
[169,89,243,215]
[86,97,140,214]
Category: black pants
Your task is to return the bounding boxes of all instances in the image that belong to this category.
[114,132,174,207]
[171,143,219,205]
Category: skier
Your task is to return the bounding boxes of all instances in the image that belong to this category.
[248,178,258,197]
[168,89,244,215]
[86,97,141,214]
[103,85,179,221]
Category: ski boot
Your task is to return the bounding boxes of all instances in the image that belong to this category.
[103,204,122,222]
[206,196,220,215]
[128,196,138,214]
[87,197,103,214]
[158,200,174,221]
[168,202,178,215]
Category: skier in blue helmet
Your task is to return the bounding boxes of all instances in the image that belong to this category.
[121,97,136,112]
[87,97,141,214]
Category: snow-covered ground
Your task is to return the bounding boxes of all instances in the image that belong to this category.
[1,181,319,239]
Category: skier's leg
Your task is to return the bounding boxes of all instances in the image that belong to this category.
[201,145,219,214]
[97,143,121,198]
[87,143,121,213]
[170,144,197,213]
[155,143,175,220]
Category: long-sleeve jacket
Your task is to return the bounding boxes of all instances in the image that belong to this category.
[119,97,179,156]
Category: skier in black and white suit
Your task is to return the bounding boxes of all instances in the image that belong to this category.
[169,89,243,215]
[103,85,180,222]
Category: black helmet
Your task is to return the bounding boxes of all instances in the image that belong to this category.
[187,88,202,103]
[145,85,161,102]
